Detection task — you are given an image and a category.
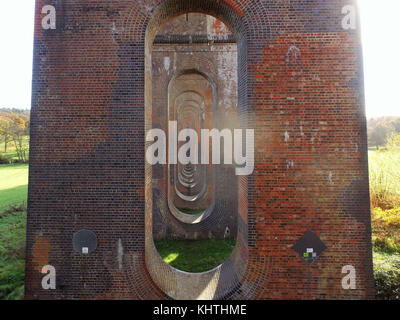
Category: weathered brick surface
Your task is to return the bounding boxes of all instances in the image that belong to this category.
[152,37,239,239]
[26,0,374,299]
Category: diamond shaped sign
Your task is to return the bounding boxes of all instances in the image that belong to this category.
[292,230,327,264]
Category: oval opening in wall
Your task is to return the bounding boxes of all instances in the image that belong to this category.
[144,3,250,300]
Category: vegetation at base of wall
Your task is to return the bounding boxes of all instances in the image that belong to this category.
[154,238,236,273]
[369,132,400,299]
[0,163,28,300]
[0,209,26,300]
[372,207,400,253]
[373,250,400,300]
[371,206,400,300]
[368,141,400,210]
[369,133,400,255]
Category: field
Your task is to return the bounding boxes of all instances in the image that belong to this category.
[0,148,399,299]
[0,163,28,300]
[0,210,26,300]
[0,164,28,211]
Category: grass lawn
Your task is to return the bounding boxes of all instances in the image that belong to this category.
[0,164,29,211]
[0,163,29,300]
[154,238,236,273]
[0,210,26,300]
[176,208,206,215]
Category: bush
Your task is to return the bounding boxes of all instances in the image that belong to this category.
[372,207,400,253]
[0,155,13,164]
[0,260,25,300]
[0,203,27,218]
[374,251,400,300]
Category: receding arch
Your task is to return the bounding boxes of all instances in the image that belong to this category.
[145,2,249,300]
[168,74,216,224]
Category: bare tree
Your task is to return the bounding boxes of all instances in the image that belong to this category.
[0,113,12,153]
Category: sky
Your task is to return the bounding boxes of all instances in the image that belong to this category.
[0,1,399,118]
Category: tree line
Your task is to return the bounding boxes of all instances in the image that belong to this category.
[368,117,400,149]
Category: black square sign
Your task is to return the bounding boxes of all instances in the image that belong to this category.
[292,230,327,264]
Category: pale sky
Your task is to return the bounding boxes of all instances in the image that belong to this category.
[0,1,399,118]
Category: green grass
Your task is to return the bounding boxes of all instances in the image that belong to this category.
[0,163,29,211]
[154,238,236,273]
[176,208,206,215]
[0,163,28,300]
[0,210,26,300]
[374,250,400,270]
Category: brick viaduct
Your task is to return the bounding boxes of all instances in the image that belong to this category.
[25,0,374,299]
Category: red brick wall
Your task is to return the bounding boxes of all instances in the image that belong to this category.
[26,0,374,299]
[157,13,232,36]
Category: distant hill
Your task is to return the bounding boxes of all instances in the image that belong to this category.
[0,108,30,117]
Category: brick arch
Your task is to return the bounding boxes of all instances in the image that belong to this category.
[153,64,240,240]
[145,0,247,45]
[144,0,255,300]
[167,85,215,225]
